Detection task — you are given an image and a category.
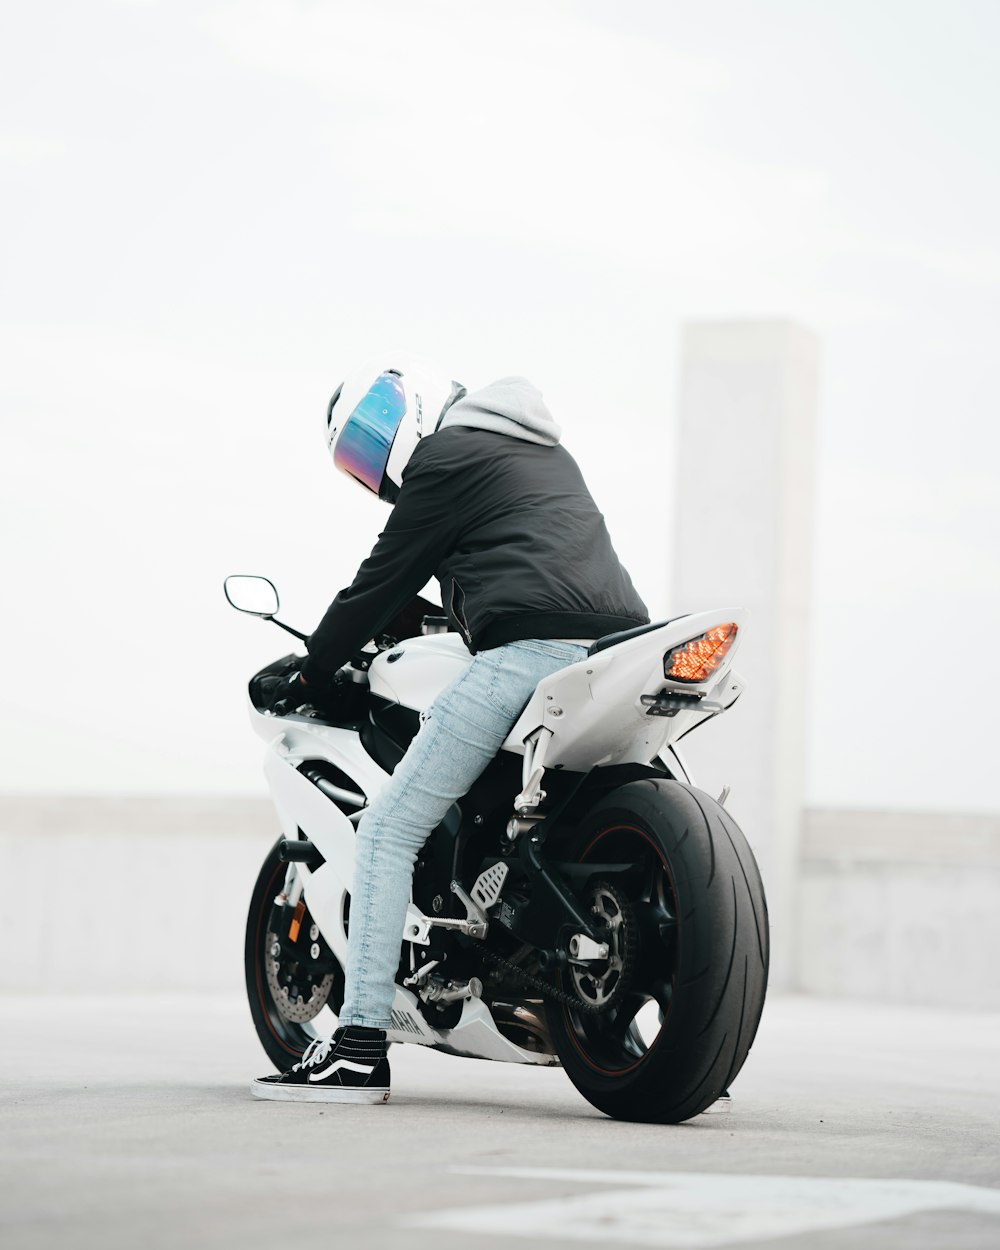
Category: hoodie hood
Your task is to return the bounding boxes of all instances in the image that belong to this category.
[439,376,561,446]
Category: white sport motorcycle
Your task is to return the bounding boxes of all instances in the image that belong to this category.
[226,575,768,1123]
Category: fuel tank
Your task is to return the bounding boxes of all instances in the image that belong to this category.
[368,632,473,713]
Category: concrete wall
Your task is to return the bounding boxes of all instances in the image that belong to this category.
[672,320,821,990]
[5,797,998,1008]
[2,797,277,997]
[797,808,1000,1010]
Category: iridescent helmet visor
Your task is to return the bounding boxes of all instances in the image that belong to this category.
[332,372,407,495]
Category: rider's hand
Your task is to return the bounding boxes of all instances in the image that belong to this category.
[258,670,311,717]
[259,667,351,719]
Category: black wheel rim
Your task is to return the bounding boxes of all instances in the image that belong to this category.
[561,823,679,1076]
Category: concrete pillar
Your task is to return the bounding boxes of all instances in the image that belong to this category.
[671,320,820,989]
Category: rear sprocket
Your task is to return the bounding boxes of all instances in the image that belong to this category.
[568,880,638,1012]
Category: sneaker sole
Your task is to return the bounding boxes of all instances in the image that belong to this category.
[250,1078,390,1104]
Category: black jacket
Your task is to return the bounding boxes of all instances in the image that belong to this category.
[303,403,648,681]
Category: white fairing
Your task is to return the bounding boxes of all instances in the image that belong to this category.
[368,632,473,708]
[249,609,744,1062]
[503,609,746,768]
[249,700,551,1058]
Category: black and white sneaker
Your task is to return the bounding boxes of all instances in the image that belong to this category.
[251,1026,390,1104]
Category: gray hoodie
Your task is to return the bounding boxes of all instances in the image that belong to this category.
[440,376,562,447]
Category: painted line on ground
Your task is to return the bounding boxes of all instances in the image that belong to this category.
[402,1167,1000,1248]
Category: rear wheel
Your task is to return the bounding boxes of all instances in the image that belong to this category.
[245,839,345,1071]
[548,779,769,1123]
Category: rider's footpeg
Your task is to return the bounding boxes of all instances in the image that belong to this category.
[449,879,488,939]
[418,872,503,944]
[421,976,484,1005]
[471,862,509,911]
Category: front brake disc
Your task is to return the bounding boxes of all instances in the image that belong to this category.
[264,926,335,1023]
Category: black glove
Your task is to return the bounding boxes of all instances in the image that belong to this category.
[257,669,312,717]
[258,666,357,721]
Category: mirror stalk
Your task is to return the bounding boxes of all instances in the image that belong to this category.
[269,617,309,643]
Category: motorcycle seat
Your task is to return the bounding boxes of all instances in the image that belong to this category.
[587,615,689,656]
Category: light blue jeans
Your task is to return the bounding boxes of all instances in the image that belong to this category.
[340,638,588,1028]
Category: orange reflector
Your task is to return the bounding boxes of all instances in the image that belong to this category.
[288,899,306,943]
[664,623,738,683]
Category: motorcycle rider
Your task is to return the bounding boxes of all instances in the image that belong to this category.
[251,357,648,1103]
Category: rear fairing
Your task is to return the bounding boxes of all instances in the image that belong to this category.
[502,609,745,770]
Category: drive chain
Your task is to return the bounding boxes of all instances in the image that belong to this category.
[482,950,606,1015]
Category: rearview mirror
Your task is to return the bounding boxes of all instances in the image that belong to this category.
[224,574,280,618]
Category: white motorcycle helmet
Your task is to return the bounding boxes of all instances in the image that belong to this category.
[325,355,465,502]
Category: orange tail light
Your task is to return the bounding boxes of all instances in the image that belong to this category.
[663,623,738,683]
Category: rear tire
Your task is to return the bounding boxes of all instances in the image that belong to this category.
[548,779,768,1123]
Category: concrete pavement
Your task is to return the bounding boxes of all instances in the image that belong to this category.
[1,994,998,1249]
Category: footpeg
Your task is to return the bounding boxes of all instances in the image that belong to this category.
[411,877,496,943]
[403,960,440,988]
[449,879,489,938]
[421,977,483,1005]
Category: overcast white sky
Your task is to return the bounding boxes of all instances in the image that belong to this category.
[2,0,998,809]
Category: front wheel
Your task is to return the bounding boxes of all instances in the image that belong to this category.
[547,780,769,1123]
[245,838,345,1072]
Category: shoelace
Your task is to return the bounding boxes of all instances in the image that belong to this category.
[292,1037,333,1071]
